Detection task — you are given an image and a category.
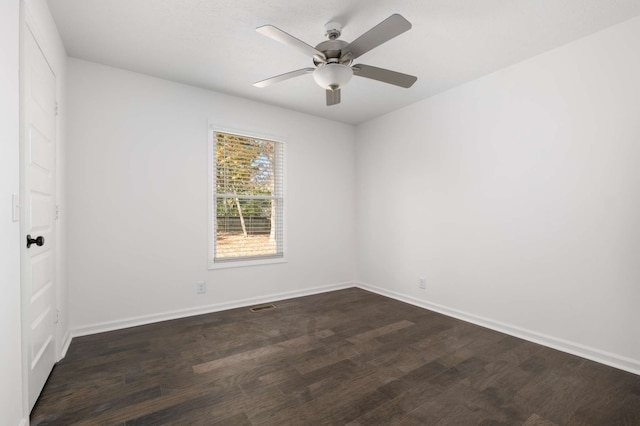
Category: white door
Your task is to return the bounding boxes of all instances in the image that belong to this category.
[22,25,57,411]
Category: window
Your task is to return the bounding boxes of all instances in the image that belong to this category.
[209,129,284,267]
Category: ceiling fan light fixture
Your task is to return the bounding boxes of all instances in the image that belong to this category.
[313,63,353,90]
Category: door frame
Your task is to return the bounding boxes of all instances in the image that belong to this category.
[19,3,65,414]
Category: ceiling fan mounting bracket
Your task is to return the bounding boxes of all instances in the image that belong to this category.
[324,22,342,40]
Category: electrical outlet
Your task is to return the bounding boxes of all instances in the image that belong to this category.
[418,277,426,290]
[196,281,206,294]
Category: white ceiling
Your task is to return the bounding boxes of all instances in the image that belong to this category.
[47,0,640,125]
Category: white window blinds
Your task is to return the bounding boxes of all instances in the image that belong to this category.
[213,131,284,262]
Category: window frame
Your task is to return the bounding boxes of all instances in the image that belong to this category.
[207,124,287,269]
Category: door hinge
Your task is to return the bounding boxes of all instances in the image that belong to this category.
[55,204,60,220]
[54,309,60,324]
[55,102,59,116]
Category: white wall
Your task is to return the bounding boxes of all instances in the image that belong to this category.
[0,1,25,424]
[356,16,640,373]
[66,58,355,332]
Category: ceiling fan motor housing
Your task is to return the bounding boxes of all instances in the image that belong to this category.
[313,39,351,66]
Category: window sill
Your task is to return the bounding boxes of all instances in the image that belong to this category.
[208,256,287,270]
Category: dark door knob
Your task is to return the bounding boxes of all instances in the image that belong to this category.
[26,234,45,248]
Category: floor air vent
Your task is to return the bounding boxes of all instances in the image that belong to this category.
[249,304,276,313]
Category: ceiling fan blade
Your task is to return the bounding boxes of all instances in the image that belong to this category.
[352,64,417,88]
[343,14,411,60]
[326,88,341,106]
[253,68,315,88]
[257,25,326,61]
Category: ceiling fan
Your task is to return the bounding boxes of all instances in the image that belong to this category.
[253,14,418,106]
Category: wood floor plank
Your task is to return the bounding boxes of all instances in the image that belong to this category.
[347,319,415,344]
[522,413,559,425]
[193,329,334,374]
[70,388,207,425]
[31,288,640,425]
[123,386,246,425]
[293,341,361,375]
[353,380,443,424]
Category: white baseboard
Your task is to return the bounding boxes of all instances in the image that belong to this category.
[70,281,354,338]
[59,329,72,360]
[355,281,640,376]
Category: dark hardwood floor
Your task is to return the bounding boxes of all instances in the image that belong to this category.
[32,288,640,425]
